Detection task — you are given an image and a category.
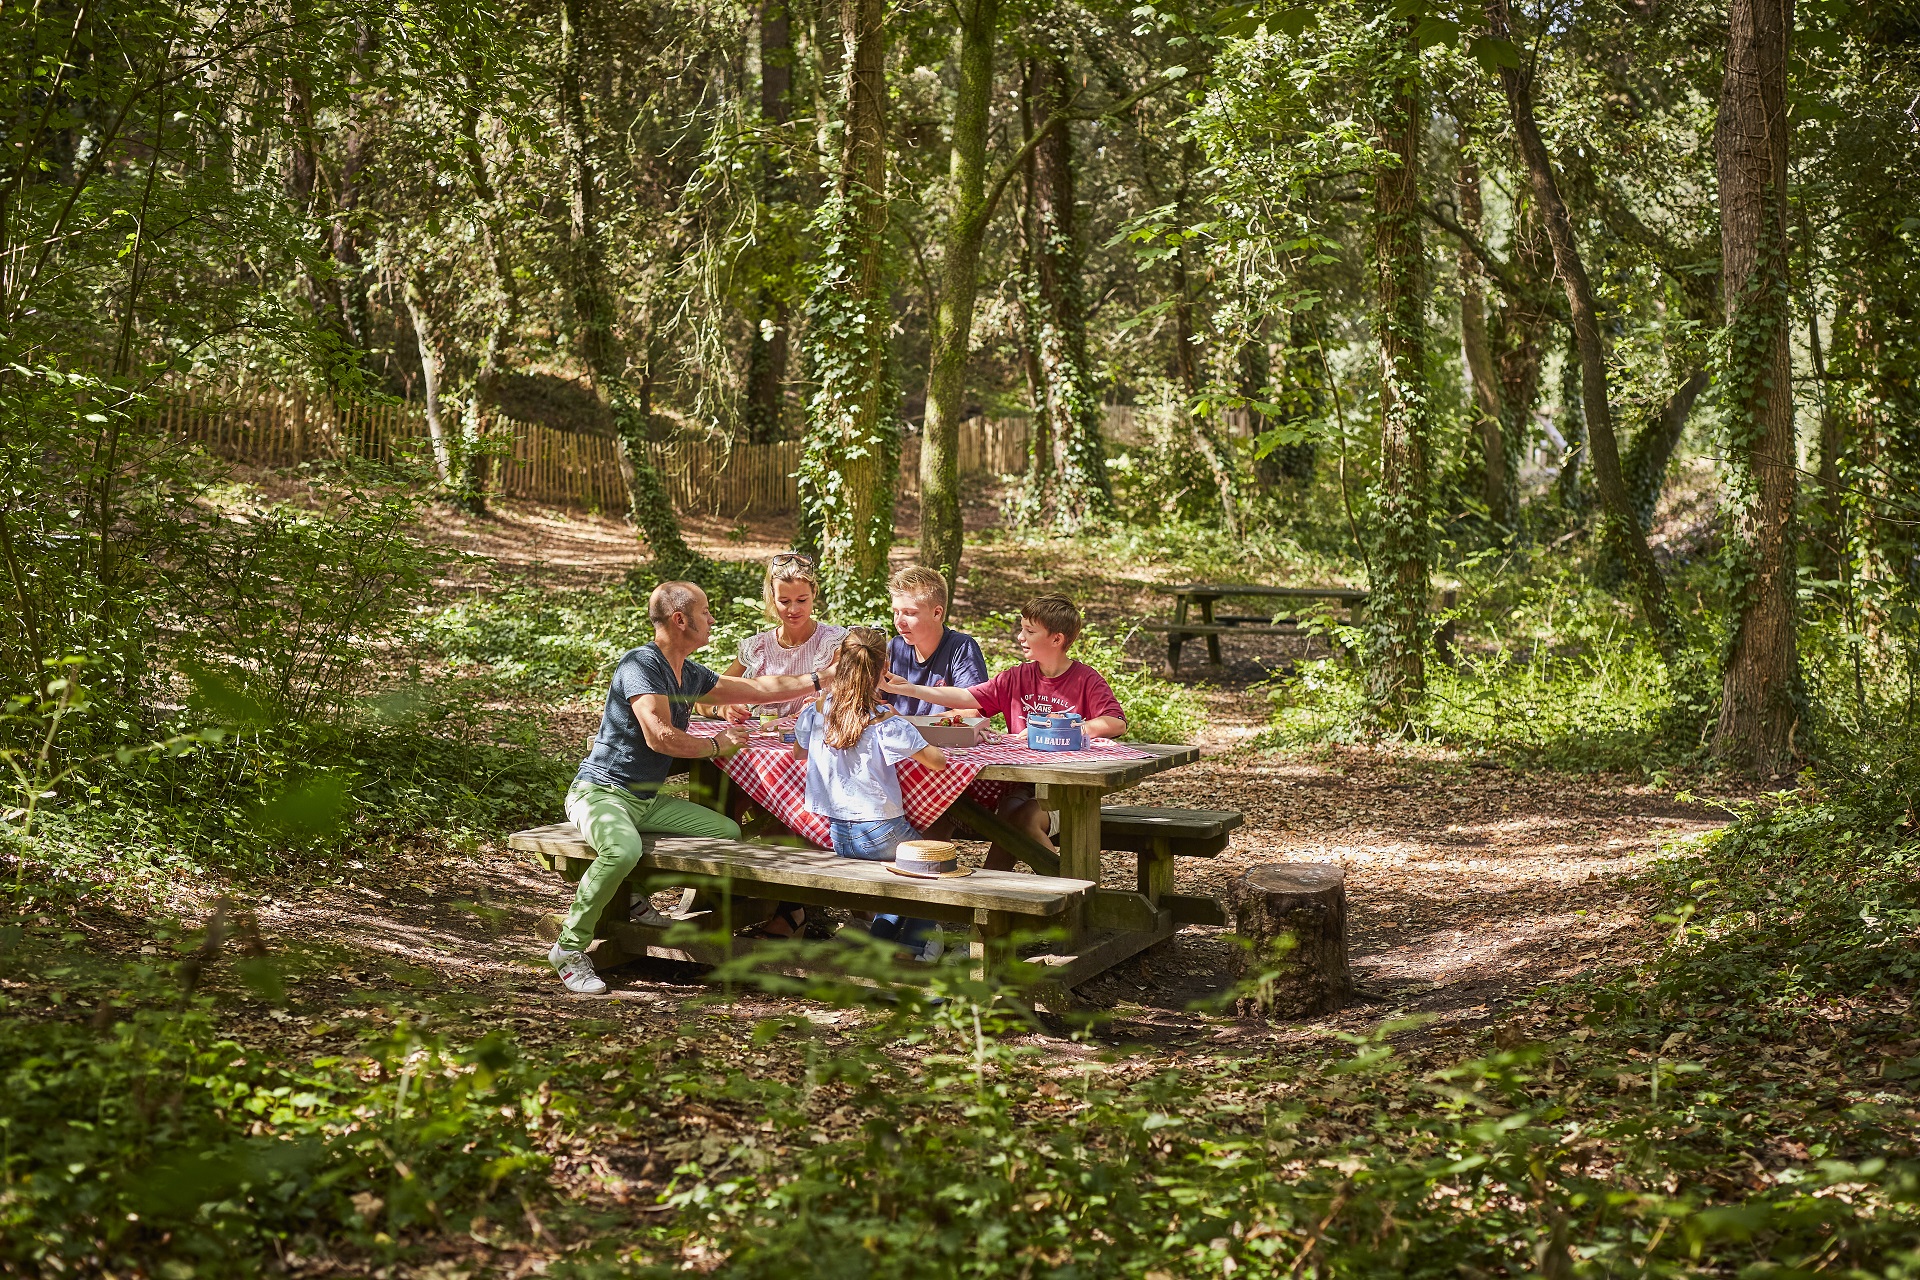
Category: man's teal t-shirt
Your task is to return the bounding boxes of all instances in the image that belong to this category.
[575,643,720,790]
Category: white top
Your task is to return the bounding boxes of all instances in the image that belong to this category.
[794,700,929,821]
[737,623,848,715]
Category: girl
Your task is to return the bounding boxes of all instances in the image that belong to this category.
[711,551,846,721]
[794,627,949,959]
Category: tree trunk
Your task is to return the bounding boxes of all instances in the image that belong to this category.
[1490,188,1550,489]
[1228,864,1352,1018]
[1365,40,1432,724]
[1807,302,1843,578]
[454,92,519,516]
[1621,366,1711,531]
[1487,0,1680,652]
[402,272,452,481]
[1555,335,1586,509]
[1712,0,1799,775]
[916,0,999,598]
[558,0,693,566]
[798,0,895,613]
[1456,144,1512,527]
[1023,43,1114,532]
[745,0,794,445]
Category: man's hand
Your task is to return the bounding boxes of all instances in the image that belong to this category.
[711,725,750,758]
[722,703,752,724]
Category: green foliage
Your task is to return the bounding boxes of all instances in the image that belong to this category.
[18,715,568,891]
[1074,628,1207,744]
[0,965,553,1275]
[170,481,453,720]
[1264,555,1703,768]
[424,578,766,695]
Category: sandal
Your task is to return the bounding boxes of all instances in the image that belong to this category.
[742,903,808,939]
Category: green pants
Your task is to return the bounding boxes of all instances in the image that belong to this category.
[558,779,740,952]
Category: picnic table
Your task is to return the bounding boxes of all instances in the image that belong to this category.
[1145,582,1369,672]
[685,717,1207,985]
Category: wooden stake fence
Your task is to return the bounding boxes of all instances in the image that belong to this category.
[156,382,1044,517]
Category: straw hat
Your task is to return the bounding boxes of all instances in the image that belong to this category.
[886,839,970,879]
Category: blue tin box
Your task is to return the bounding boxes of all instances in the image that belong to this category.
[1026,713,1084,752]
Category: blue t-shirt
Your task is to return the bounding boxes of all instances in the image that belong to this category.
[795,701,929,822]
[884,628,988,716]
[575,643,720,790]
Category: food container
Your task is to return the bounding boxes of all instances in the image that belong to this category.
[1026,712,1083,752]
[903,714,989,748]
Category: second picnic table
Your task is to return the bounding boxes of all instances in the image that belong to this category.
[1146,582,1369,672]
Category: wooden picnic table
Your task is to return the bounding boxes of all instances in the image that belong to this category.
[689,737,1206,987]
[1148,582,1369,672]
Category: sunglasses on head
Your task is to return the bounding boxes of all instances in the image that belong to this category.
[771,551,814,569]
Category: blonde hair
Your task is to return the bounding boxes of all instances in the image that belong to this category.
[887,564,947,610]
[820,627,891,749]
[763,551,822,623]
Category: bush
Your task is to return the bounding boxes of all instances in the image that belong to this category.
[0,964,554,1276]
[1263,554,1705,770]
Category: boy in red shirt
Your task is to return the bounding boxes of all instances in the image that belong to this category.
[882,593,1126,870]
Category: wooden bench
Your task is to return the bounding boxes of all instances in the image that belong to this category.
[942,802,1239,928]
[509,824,1094,980]
[1101,806,1239,927]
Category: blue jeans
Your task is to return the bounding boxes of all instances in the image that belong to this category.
[829,816,934,951]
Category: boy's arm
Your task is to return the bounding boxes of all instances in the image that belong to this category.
[1077,668,1128,740]
[879,671,981,709]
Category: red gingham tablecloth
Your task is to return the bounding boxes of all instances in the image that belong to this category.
[687,717,1151,849]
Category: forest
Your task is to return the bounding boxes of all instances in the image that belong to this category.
[3,0,1919,1272]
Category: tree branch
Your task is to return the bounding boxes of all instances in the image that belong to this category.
[973,66,1197,238]
[1421,201,1566,320]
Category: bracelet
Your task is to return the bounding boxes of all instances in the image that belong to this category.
[811,670,821,692]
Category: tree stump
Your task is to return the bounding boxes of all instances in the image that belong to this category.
[1228,863,1351,1018]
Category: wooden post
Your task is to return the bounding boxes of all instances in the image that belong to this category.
[971,907,1012,983]
[1227,863,1351,1018]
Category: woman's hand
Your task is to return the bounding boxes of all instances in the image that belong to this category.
[723,703,752,724]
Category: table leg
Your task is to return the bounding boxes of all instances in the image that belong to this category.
[950,795,1060,876]
[1169,595,1189,673]
[971,908,1012,983]
[1200,595,1223,667]
[1137,834,1174,904]
[1043,784,1103,948]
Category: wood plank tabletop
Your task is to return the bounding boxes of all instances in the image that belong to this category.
[1152,582,1369,601]
[969,742,1198,789]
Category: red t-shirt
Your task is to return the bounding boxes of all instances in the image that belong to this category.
[967,661,1125,735]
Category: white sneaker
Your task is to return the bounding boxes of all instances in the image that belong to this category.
[548,943,607,994]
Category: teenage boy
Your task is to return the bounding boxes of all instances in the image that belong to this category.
[882,592,1125,870]
[883,565,988,715]
[550,580,835,995]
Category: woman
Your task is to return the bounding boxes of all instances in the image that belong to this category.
[710,551,845,722]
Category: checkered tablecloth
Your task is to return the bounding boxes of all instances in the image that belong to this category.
[687,717,1152,849]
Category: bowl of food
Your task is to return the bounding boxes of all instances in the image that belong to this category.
[904,713,989,748]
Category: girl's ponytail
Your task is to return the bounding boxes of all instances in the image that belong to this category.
[822,627,890,748]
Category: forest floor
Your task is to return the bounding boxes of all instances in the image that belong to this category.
[51,492,1753,1060]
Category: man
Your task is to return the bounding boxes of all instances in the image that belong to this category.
[882,565,987,715]
[550,580,832,994]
